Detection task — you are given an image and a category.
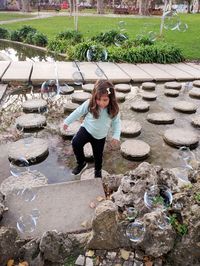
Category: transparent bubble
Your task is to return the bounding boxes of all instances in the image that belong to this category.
[126,221,145,242]
[177,22,188,32]
[10,158,30,177]
[17,215,36,234]
[95,68,104,77]
[163,11,180,31]
[21,187,36,202]
[31,208,40,220]
[125,206,138,221]
[72,71,84,85]
[144,185,173,210]
[86,46,107,62]
[156,214,170,230]
[114,34,127,47]
[148,31,157,42]
[175,167,189,182]
[118,20,126,31]
[178,146,195,164]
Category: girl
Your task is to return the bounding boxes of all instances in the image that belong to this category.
[63,80,121,178]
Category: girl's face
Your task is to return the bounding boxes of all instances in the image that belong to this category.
[96,94,110,109]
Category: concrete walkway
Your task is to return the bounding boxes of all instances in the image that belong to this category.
[0,61,200,87]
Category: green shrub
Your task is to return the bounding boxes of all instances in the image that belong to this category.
[10,30,22,42]
[91,30,128,46]
[18,25,37,40]
[47,39,69,53]
[56,30,82,44]
[0,27,9,39]
[134,34,154,46]
[32,32,48,47]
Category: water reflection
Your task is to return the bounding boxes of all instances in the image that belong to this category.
[0,40,64,62]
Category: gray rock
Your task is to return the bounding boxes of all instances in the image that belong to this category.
[84,142,93,159]
[193,80,200,88]
[115,84,131,93]
[164,89,179,97]
[130,101,150,112]
[121,120,142,137]
[22,99,47,113]
[120,140,150,161]
[59,85,74,95]
[189,87,200,99]
[75,254,85,265]
[71,92,91,103]
[16,113,46,130]
[164,82,182,90]
[141,91,157,101]
[191,115,200,128]
[102,174,123,192]
[39,231,73,263]
[116,92,126,102]
[141,82,156,91]
[173,101,197,114]
[60,120,81,138]
[63,101,80,113]
[85,257,94,266]
[82,83,94,93]
[163,128,199,148]
[147,112,175,125]
[18,238,41,264]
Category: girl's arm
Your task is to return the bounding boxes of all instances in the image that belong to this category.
[111,113,121,140]
[63,100,89,126]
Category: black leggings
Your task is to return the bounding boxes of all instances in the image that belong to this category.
[72,127,106,171]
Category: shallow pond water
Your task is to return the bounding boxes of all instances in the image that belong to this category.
[0,82,200,185]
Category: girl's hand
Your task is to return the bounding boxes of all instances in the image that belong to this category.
[110,138,120,150]
[63,124,68,131]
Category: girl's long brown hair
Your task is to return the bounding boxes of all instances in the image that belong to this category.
[88,80,119,119]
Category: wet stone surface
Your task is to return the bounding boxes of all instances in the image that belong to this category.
[121,120,142,137]
[130,101,150,112]
[120,139,150,160]
[173,100,197,113]
[71,92,91,103]
[116,92,126,102]
[191,115,200,128]
[115,83,131,93]
[189,87,200,99]
[141,82,156,90]
[15,113,46,129]
[164,81,182,90]
[22,99,47,112]
[164,89,180,97]
[82,83,94,93]
[193,80,200,88]
[147,112,175,124]
[60,120,81,138]
[63,101,80,113]
[141,91,157,101]
[59,85,74,95]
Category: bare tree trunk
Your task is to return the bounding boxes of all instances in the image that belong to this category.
[97,0,104,14]
[21,0,31,12]
[139,0,149,15]
[198,0,200,12]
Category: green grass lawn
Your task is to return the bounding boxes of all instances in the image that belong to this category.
[1,13,200,59]
[0,12,35,21]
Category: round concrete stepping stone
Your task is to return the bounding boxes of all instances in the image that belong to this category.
[121,139,150,160]
[191,116,200,128]
[22,99,47,113]
[84,143,93,159]
[164,89,180,97]
[81,168,109,180]
[141,82,156,91]
[189,87,200,99]
[173,101,197,114]
[116,92,126,102]
[59,85,74,95]
[71,92,91,103]
[141,91,157,101]
[163,128,199,149]
[8,138,49,162]
[193,80,200,88]
[115,83,131,93]
[63,101,80,113]
[130,101,150,112]
[15,113,46,130]
[147,112,175,124]
[60,121,81,138]
[121,120,142,137]
[0,171,47,196]
[82,83,94,93]
[164,82,182,90]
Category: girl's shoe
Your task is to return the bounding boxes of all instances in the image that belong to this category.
[72,162,88,175]
[95,170,102,178]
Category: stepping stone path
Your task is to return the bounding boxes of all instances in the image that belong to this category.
[130,101,150,112]
[60,120,81,138]
[22,99,47,113]
[82,83,94,93]
[141,91,157,101]
[191,116,200,128]
[147,112,175,124]
[116,92,126,102]
[163,128,199,149]
[84,143,93,159]
[164,81,182,90]
[0,171,47,196]
[189,87,200,99]
[15,113,46,130]
[81,168,109,180]
[115,83,131,93]
[164,89,180,97]
[193,80,200,88]
[8,138,49,162]
[59,85,74,95]
[121,120,142,137]
[141,82,156,90]
[120,139,150,160]
[71,92,91,103]
[173,101,197,114]
[63,101,80,113]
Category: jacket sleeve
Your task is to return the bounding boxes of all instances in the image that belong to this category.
[111,113,121,140]
[63,100,89,126]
